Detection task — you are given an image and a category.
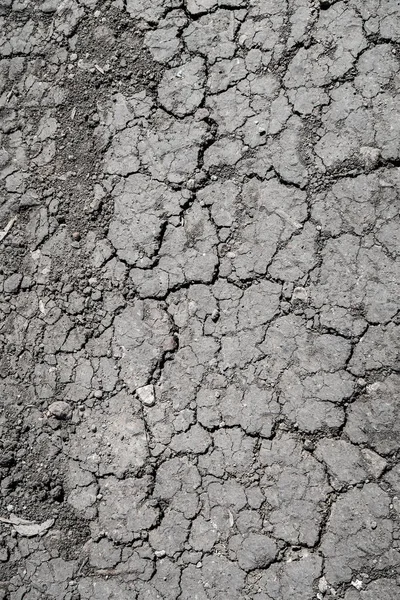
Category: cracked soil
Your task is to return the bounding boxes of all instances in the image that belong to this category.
[1,0,400,598]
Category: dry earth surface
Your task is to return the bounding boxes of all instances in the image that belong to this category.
[1,0,400,598]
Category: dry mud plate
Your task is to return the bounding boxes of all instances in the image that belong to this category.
[1,0,400,598]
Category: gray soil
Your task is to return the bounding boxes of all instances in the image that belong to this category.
[1,0,400,598]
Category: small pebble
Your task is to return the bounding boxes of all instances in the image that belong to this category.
[72,231,81,241]
[48,401,71,420]
[303,440,314,451]
[211,309,220,322]
[351,579,363,591]
[137,384,155,407]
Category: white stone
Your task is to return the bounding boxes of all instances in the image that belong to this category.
[137,384,155,407]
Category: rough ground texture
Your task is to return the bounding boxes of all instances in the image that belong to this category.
[1,0,400,598]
